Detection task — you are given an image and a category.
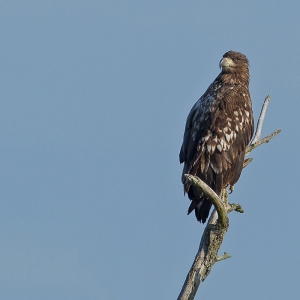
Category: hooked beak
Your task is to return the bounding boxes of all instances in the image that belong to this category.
[219,57,235,69]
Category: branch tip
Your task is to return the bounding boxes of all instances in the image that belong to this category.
[243,157,253,168]
[251,95,271,144]
[227,203,244,214]
[246,128,281,155]
[216,252,232,262]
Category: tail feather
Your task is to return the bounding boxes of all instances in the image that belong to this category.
[188,198,212,223]
[187,199,200,215]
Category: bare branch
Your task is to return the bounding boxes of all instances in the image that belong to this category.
[251,95,270,144]
[227,203,244,214]
[177,187,230,300]
[246,95,281,156]
[243,157,253,168]
[216,252,232,262]
[246,128,281,155]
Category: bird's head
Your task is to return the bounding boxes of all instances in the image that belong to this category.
[219,51,249,74]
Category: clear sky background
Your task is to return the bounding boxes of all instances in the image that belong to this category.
[0,1,298,299]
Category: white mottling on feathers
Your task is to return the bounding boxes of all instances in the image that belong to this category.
[183,79,253,173]
[225,133,231,142]
[211,163,220,174]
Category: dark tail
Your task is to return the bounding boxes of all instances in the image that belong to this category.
[188,198,212,223]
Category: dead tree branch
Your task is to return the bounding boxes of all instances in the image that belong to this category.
[251,95,270,144]
[177,95,281,300]
[246,129,281,156]
[246,95,281,156]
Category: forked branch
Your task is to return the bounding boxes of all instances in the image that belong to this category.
[246,128,281,155]
[246,95,281,156]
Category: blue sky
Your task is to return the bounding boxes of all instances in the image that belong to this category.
[0,1,299,299]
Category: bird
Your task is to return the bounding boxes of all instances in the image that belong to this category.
[179,51,254,223]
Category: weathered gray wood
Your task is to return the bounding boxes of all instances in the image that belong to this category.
[251,95,271,144]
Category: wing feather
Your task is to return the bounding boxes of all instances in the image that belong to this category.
[180,83,253,191]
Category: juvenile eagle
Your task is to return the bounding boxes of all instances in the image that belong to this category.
[179,51,254,223]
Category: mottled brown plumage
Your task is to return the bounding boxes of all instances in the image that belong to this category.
[179,51,254,223]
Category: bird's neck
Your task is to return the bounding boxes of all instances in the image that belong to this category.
[219,71,249,88]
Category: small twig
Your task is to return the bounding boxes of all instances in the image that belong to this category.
[246,128,281,155]
[243,158,253,168]
[251,95,270,144]
[216,252,232,262]
[183,174,228,227]
[246,95,281,156]
[227,203,244,214]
